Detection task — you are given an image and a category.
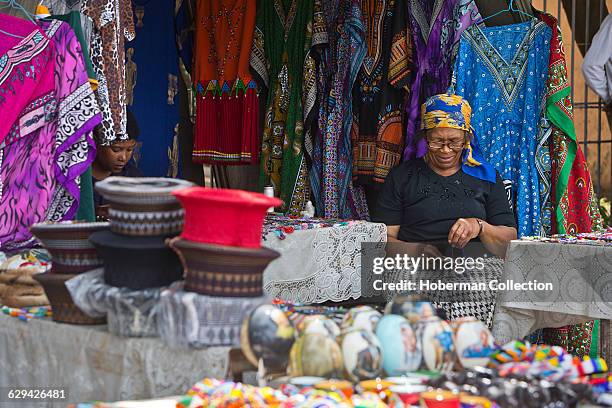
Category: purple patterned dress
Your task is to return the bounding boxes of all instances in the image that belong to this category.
[403,0,481,160]
[0,18,100,252]
[39,20,101,223]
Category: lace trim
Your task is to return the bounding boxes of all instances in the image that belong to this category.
[264,222,387,303]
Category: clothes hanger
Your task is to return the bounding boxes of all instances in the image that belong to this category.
[479,0,534,24]
[0,0,38,39]
[0,0,37,24]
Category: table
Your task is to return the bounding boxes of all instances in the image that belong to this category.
[0,314,233,407]
[262,219,387,304]
[492,240,612,362]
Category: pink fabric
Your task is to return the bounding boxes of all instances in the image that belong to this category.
[0,19,101,252]
[0,15,55,145]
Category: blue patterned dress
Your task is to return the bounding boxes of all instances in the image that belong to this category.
[451,20,552,237]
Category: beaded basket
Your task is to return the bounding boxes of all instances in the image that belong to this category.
[30,221,110,274]
[167,237,279,297]
[94,177,194,237]
[33,272,106,325]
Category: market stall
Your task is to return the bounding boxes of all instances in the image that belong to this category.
[0,0,611,406]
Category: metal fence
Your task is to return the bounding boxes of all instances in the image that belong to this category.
[535,0,612,199]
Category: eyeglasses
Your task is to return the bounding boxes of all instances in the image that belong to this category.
[426,140,465,151]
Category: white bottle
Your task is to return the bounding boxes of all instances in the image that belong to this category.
[301,201,315,218]
[263,186,275,213]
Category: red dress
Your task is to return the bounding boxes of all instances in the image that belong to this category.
[193,0,259,165]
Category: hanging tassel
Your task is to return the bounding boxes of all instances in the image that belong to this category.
[242,85,260,165]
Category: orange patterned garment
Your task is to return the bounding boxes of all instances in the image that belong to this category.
[193,0,259,165]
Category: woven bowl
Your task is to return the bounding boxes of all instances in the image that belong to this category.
[167,237,279,297]
[94,177,194,237]
[33,272,106,325]
[90,231,183,290]
[30,221,110,274]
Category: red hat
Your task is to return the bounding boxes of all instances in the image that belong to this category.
[172,187,282,248]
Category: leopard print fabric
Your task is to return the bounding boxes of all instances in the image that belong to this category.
[82,0,135,145]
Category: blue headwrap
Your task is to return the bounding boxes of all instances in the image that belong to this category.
[422,94,497,184]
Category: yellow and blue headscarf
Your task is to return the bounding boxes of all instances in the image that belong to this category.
[421,94,497,184]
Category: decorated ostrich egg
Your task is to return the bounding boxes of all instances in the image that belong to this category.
[340,306,382,334]
[289,333,344,378]
[419,317,455,373]
[385,295,437,325]
[240,304,295,372]
[298,315,341,339]
[452,317,497,369]
[375,315,422,375]
[341,329,384,382]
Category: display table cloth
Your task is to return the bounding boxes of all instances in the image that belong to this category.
[261,216,387,304]
[0,313,230,407]
[492,239,612,361]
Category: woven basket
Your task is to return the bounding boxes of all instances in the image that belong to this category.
[167,237,279,297]
[33,273,106,325]
[30,221,110,274]
[89,231,183,290]
[94,177,194,237]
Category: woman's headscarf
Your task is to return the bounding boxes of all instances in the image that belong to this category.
[421,94,497,183]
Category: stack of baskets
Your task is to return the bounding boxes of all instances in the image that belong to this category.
[160,187,281,347]
[86,177,195,336]
[91,177,194,290]
[30,221,109,324]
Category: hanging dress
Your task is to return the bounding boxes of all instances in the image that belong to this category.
[528,11,603,361]
[192,0,259,165]
[536,12,603,235]
[40,20,101,222]
[0,15,56,252]
[451,20,552,237]
[309,0,371,219]
[351,0,411,187]
[0,16,100,252]
[403,0,481,160]
[50,11,99,222]
[251,0,316,214]
[82,0,135,144]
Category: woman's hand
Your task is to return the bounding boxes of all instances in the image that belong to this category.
[448,218,480,249]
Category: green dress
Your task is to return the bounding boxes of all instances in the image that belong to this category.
[251,0,316,214]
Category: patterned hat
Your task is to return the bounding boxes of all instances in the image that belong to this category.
[421,93,497,184]
[421,93,472,132]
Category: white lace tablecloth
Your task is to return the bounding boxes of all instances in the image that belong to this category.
[262,221,387,304]
[492,240,612,349]
[0,314,230,407]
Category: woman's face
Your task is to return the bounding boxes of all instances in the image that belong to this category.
[425,128,466,172]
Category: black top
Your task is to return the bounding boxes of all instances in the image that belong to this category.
[374,159,516,243]
[92,163,143,207]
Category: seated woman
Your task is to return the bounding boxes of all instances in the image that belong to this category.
[92,110,142,218]
[375,94,518,326]
[375,93,517,259]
